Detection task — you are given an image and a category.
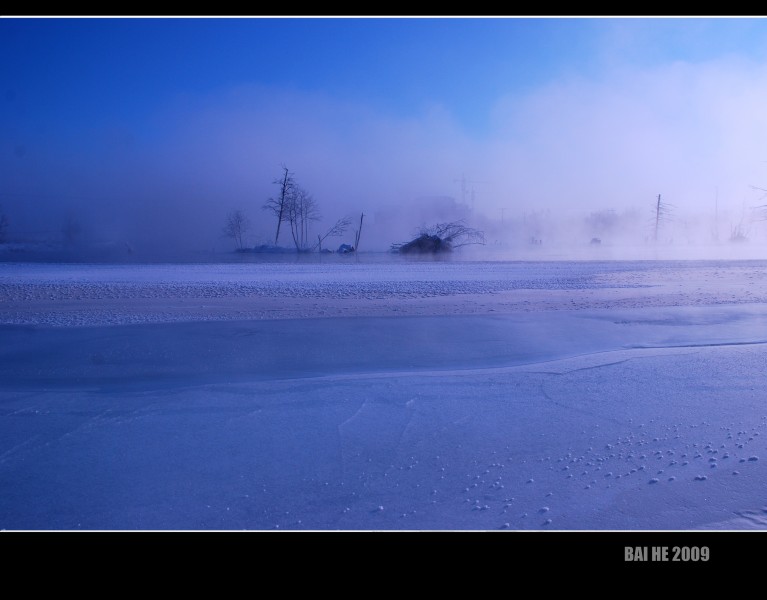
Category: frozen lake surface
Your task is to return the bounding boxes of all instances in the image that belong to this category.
[1,258,767,530]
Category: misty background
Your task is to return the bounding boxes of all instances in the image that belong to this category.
[2,17,767,259]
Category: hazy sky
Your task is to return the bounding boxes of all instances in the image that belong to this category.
[3,16,767,250]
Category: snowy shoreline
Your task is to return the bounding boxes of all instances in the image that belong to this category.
[1,259,766,327]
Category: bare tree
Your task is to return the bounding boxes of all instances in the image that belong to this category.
[586,209,618,236]
[652,194,674,242]
[391,219,485,254]
[316,215,352,252]
[729,200,758,243]
[286,185,320,251]
[263,165,295,246]
[223,209,251,250]
[730,222,749,243]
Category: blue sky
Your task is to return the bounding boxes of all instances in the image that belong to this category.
[6,18,767,136]
[2,19,599,136]
[3,17,767,249]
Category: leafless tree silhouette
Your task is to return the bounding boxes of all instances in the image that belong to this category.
[392,220,484,254]
[286,185,320,251]
[223,209,251,250]
[263,165,295,246]
[316,215,352,252]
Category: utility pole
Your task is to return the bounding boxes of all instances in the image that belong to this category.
[453,173,490,214]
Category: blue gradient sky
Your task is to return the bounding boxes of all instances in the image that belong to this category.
[3,17,767,250]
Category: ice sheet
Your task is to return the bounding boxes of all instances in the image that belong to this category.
[1,259,766,530]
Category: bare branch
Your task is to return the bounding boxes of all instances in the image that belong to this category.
[322,216,352,240]
[392,219,485,254]
[315,216,352,252]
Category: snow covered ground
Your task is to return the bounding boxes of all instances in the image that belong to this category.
[1,258,767,530]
